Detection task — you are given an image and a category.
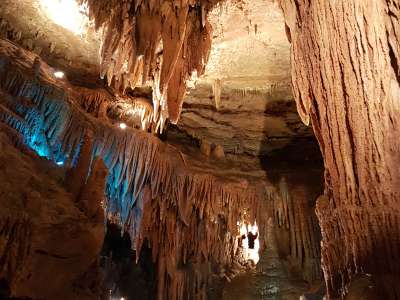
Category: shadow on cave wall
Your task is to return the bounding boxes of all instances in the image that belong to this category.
[255,95,325,297]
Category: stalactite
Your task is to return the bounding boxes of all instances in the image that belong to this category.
[257,179,321,284]
[78,0,219,129]
[75,87,113,120]
[0,39,262,299]
[212,78,222,110]
[74,87,155,132]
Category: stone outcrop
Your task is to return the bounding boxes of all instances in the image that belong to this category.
[280,0,400,298]
[0,129,106,299]
[175,81,314,156]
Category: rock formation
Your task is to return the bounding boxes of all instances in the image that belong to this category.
[4,0,397,299]
[279,0,400,298]
[79,0,221,131]
[0,38,259,299]
[0,128,106,299]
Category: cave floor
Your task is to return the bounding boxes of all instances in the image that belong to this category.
[222,238,309,300]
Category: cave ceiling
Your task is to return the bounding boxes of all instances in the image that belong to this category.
[177,0,314,156]
[0,0,315,157]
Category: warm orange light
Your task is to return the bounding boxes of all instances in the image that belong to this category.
[238,220,260,264]
[54,71,65,79]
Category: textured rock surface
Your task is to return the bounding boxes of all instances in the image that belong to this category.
[0,0,351,298]
[280,0,400,298]
[221,155,324,300]
[176,81,313,156]
[0,0,315,154]
[0,130,105,299]
[0,0,100,86]
[174,0,314,156]
[0,39,262,299]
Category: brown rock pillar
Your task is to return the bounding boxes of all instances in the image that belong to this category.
[279,1,400,298]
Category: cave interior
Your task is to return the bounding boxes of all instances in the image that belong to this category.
[0,0,399,299]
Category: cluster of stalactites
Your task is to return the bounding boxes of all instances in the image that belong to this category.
[79,0,217,132]
[274,178,320,282]
[109,96,154,132]
[0,39,261,299]
[74,88,155,132]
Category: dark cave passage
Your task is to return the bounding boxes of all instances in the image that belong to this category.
[101,223,156,300]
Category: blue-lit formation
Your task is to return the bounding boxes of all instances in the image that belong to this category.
[0,65,153,228]
[1,76,82,167]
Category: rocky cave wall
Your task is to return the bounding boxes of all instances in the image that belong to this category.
[0,124,106,300]
[173,81,315,157]
[280,0,400,298]
[0,36,325,299]
[0,0,335,298]
[0,38,259,299]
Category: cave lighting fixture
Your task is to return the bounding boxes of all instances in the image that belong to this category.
[39,0,89,35]
[56,161,64,166]
[119,123,127,130]
[53,71,65,79]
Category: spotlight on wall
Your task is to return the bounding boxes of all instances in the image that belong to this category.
[119,123,127,130]
[54,71,65,79]
[56,161,64,166]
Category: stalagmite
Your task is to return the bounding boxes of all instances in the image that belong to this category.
[78,157,108,220]
[65,131,94,198]
[255,178,321,285]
